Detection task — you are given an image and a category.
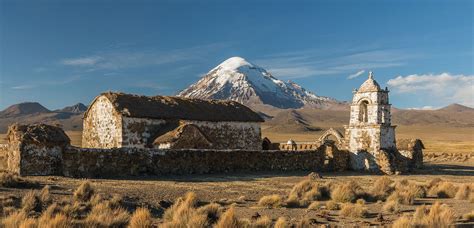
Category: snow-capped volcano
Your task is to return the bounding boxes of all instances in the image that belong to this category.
[178,56,339,109]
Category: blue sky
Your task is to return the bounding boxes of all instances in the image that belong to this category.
[0,0,472,110]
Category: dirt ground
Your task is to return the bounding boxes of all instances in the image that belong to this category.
[0,157,472,226]
[0,126,473,226]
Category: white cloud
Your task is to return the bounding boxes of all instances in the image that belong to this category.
[387,73,474,107]
[61,56,103,66]
[407,106,437,110]
[255,48,417,79]
[11,85,36,90]
[59,42,228,71]
[347,70,365,79]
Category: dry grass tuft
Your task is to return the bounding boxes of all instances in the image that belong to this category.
[215,207,246,228]
[22,190,41,213]
[196,203,224,224]
[330,181,364,203]
[325,200,339,210]
[0,172,32,188]
[253,215,272,228]
[257,194,282,208]
[370,176,394,200]
[162,192,199,224]
[19,218,37,228]
[42,203,61,217]
[296,217,317,227]
[85,201,130,227]
[382,200,400,213]
[73,181,94,202]
[38,213,71,228]
[274,217,288,228]
[428,178,443,188]
[129,207,152,228]
[339,203,368,218]
[386,190,415,205]
[402,202,456,227]
[307,201,322,210]
[40,185,52,206]
[286,179,329,207]
[392,215,412,228]
[455,184,473,200]
[428,181,458,198]
[2,211,28,228]
[90,193,106,206]
[63,201,89,219]
[162,192,227,227]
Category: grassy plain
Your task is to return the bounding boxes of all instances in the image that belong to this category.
[263,125,474,154]
[1,160,473,226]
[0,125,472,226]
[1,125,473,153]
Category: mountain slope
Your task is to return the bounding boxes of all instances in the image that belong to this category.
[0,102,51,118]
[178,56,341,109]
[0,102,85,132]
[437,103,473,112]
[57,103,87,113]
[261,103,474,133]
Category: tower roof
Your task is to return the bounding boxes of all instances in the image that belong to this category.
[358,71,382,92]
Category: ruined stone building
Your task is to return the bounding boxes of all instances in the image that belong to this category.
[344,72,396,170]
[82,92,264,150]
[312,71,422,173]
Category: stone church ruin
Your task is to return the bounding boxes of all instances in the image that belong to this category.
[82,92,264,150]
[0,72,423,177]
[293,72,424,174]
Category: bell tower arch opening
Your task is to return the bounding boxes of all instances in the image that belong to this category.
[359,100,369,123]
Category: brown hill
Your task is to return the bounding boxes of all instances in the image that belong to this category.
[261,103,474,133]
[57,103,87,113]
[264,110,322,133]
[1,101,472,134]
[0,102,51,118]
[0,102,84,133]
[437,103,473,112]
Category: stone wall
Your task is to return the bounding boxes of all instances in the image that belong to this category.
[82,96,123,148]
[62,147,326,178]
[0,144,8,171]
[122,117,167,148]
[4,124,69,175]
[279,143,320,151]
[1,123,422,177]
[185,121,262,150]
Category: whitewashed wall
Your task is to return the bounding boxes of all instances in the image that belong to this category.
[82,96,122,148]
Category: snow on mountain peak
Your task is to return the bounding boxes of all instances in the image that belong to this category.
[215,56,253,72]
[178,57,340,109]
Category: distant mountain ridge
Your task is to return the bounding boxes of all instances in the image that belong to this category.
[437,103,474,112]
[57,103,87,113]
[0,102,51,118]
[178,57,343,109]
[0,102,86,132]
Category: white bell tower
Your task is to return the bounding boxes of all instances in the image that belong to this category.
[344,72,396,169]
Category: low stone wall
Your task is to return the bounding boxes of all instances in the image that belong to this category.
[0,144,8,171]
[62,147,326,178]
[3,124,69,175]
[279,143,320,151]
[0,124,423,177]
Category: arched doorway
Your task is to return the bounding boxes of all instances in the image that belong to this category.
[318,128,344,145]
[262,137,271,150]
[359,100,369,123]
